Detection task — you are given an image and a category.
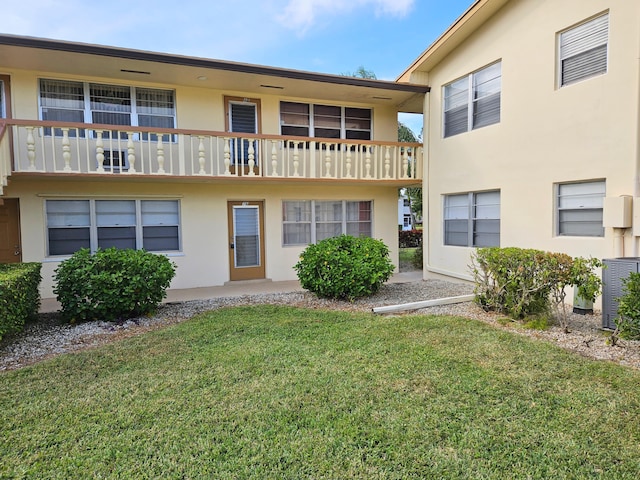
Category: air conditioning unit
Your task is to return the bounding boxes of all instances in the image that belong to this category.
[602,258,640,330]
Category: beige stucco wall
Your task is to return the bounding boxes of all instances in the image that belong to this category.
[0,64,406,298]
[5,178,400,299]
[420,0,640,279]
[2,67,400,139]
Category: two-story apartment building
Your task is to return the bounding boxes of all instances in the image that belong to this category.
[0,35,426,298]
[399,0,640,281]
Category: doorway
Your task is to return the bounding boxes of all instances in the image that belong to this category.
[225,96,261,170]
[0,199,22,263]
[227,200,265,281]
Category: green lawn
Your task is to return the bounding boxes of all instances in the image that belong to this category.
[399,247,419,271]
[2,305,639,479]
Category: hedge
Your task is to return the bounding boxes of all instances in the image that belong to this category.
[0,262,42,341]
[399,229,422,248]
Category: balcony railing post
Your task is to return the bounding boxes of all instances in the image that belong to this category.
[364,145,372,179]
[324,143,332,178]
[270,140,279,176]
[293,141,300,177]
[61,128,72,172]
[198,136,206,175]
[127,132,136,173]
[384,146,391,179]
[95,130,105,173]
[345,145,352,178]
[223,137,231,175]
[26,126,37,171]
[157,135,166,174]
[247,139,256,176]
[402,148,409,179]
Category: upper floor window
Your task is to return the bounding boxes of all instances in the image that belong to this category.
[557,180,605,237]
[39,79,175,138]
[282,200,372,246]
[444,190,500,247]
[280,102,371,140]
[559,13,609,87]
[443,61,501,138]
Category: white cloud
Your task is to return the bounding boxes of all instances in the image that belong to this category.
[277,0,414,35]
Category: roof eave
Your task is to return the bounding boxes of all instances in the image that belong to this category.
[0,33,429,95]
[397,0,510,81]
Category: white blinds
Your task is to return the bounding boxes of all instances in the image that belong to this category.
[560,13,609,86]
[558,181,605,236]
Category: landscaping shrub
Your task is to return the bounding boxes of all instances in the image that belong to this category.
[471,247,555,318]
[54,248,176,323]
[399,229,422,248]
[0,262,42,341]
[615,272,640,340]
[471,247,602,321]
[294,235,394,301]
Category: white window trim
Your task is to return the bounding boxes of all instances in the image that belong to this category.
[556,180,605,237]
[443,190,500,247]
[282,200,373,246]
[443,61,501,138]
[45,198,182,257]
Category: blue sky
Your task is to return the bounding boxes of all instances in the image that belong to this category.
[3,0,475,135]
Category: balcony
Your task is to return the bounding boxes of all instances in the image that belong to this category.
[0,120,422,192]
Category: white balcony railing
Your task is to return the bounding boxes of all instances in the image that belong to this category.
[0,120,423,183]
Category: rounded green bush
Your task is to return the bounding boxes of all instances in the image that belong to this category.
[53,248,176,323]
[294,235,395,301]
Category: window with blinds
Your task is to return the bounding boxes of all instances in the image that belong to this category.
[444,61,501,138]
[282,200,372,245]
[444,190,500,247]
[229,102,258,164]
[559,13,609,87]
[280,102,371,140]
[557,180,605,237]
[39,79,175,138]
[46,199,180,256]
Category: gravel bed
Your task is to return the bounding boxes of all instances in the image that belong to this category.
[2,279,639,371]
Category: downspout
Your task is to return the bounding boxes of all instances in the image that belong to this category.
[422,89,430,279]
